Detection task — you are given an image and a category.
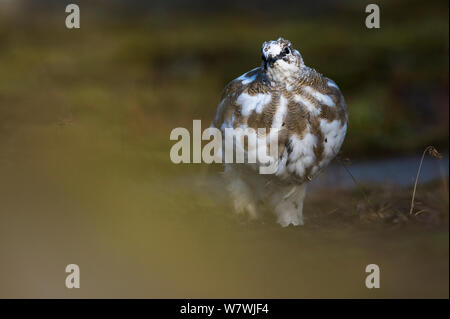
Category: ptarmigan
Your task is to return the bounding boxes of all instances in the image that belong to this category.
[212,37,348,227]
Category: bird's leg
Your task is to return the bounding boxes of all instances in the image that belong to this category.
[271,183,307,227]
[224,165,259,220]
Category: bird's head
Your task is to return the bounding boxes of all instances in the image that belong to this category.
[261,37,304,85]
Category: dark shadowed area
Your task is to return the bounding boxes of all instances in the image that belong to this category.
[0,0,448,298]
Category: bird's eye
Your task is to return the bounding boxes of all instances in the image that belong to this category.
[284,47,290,54]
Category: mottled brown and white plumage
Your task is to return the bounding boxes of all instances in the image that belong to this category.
[212,37,348,226]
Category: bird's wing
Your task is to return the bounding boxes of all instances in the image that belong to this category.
[212,67,291,173]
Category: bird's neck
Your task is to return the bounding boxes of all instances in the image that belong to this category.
[265,65,320,90]
[264,64,305,89]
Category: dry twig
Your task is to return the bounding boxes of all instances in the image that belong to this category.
[409,146,442,215]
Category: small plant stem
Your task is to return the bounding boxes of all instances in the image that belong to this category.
[409,146,432,215]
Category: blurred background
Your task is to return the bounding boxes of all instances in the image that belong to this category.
[0,0,448,298]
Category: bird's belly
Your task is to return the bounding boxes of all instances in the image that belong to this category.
[280,119,348,182]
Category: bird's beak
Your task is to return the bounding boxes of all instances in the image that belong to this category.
[263,56,276,69]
